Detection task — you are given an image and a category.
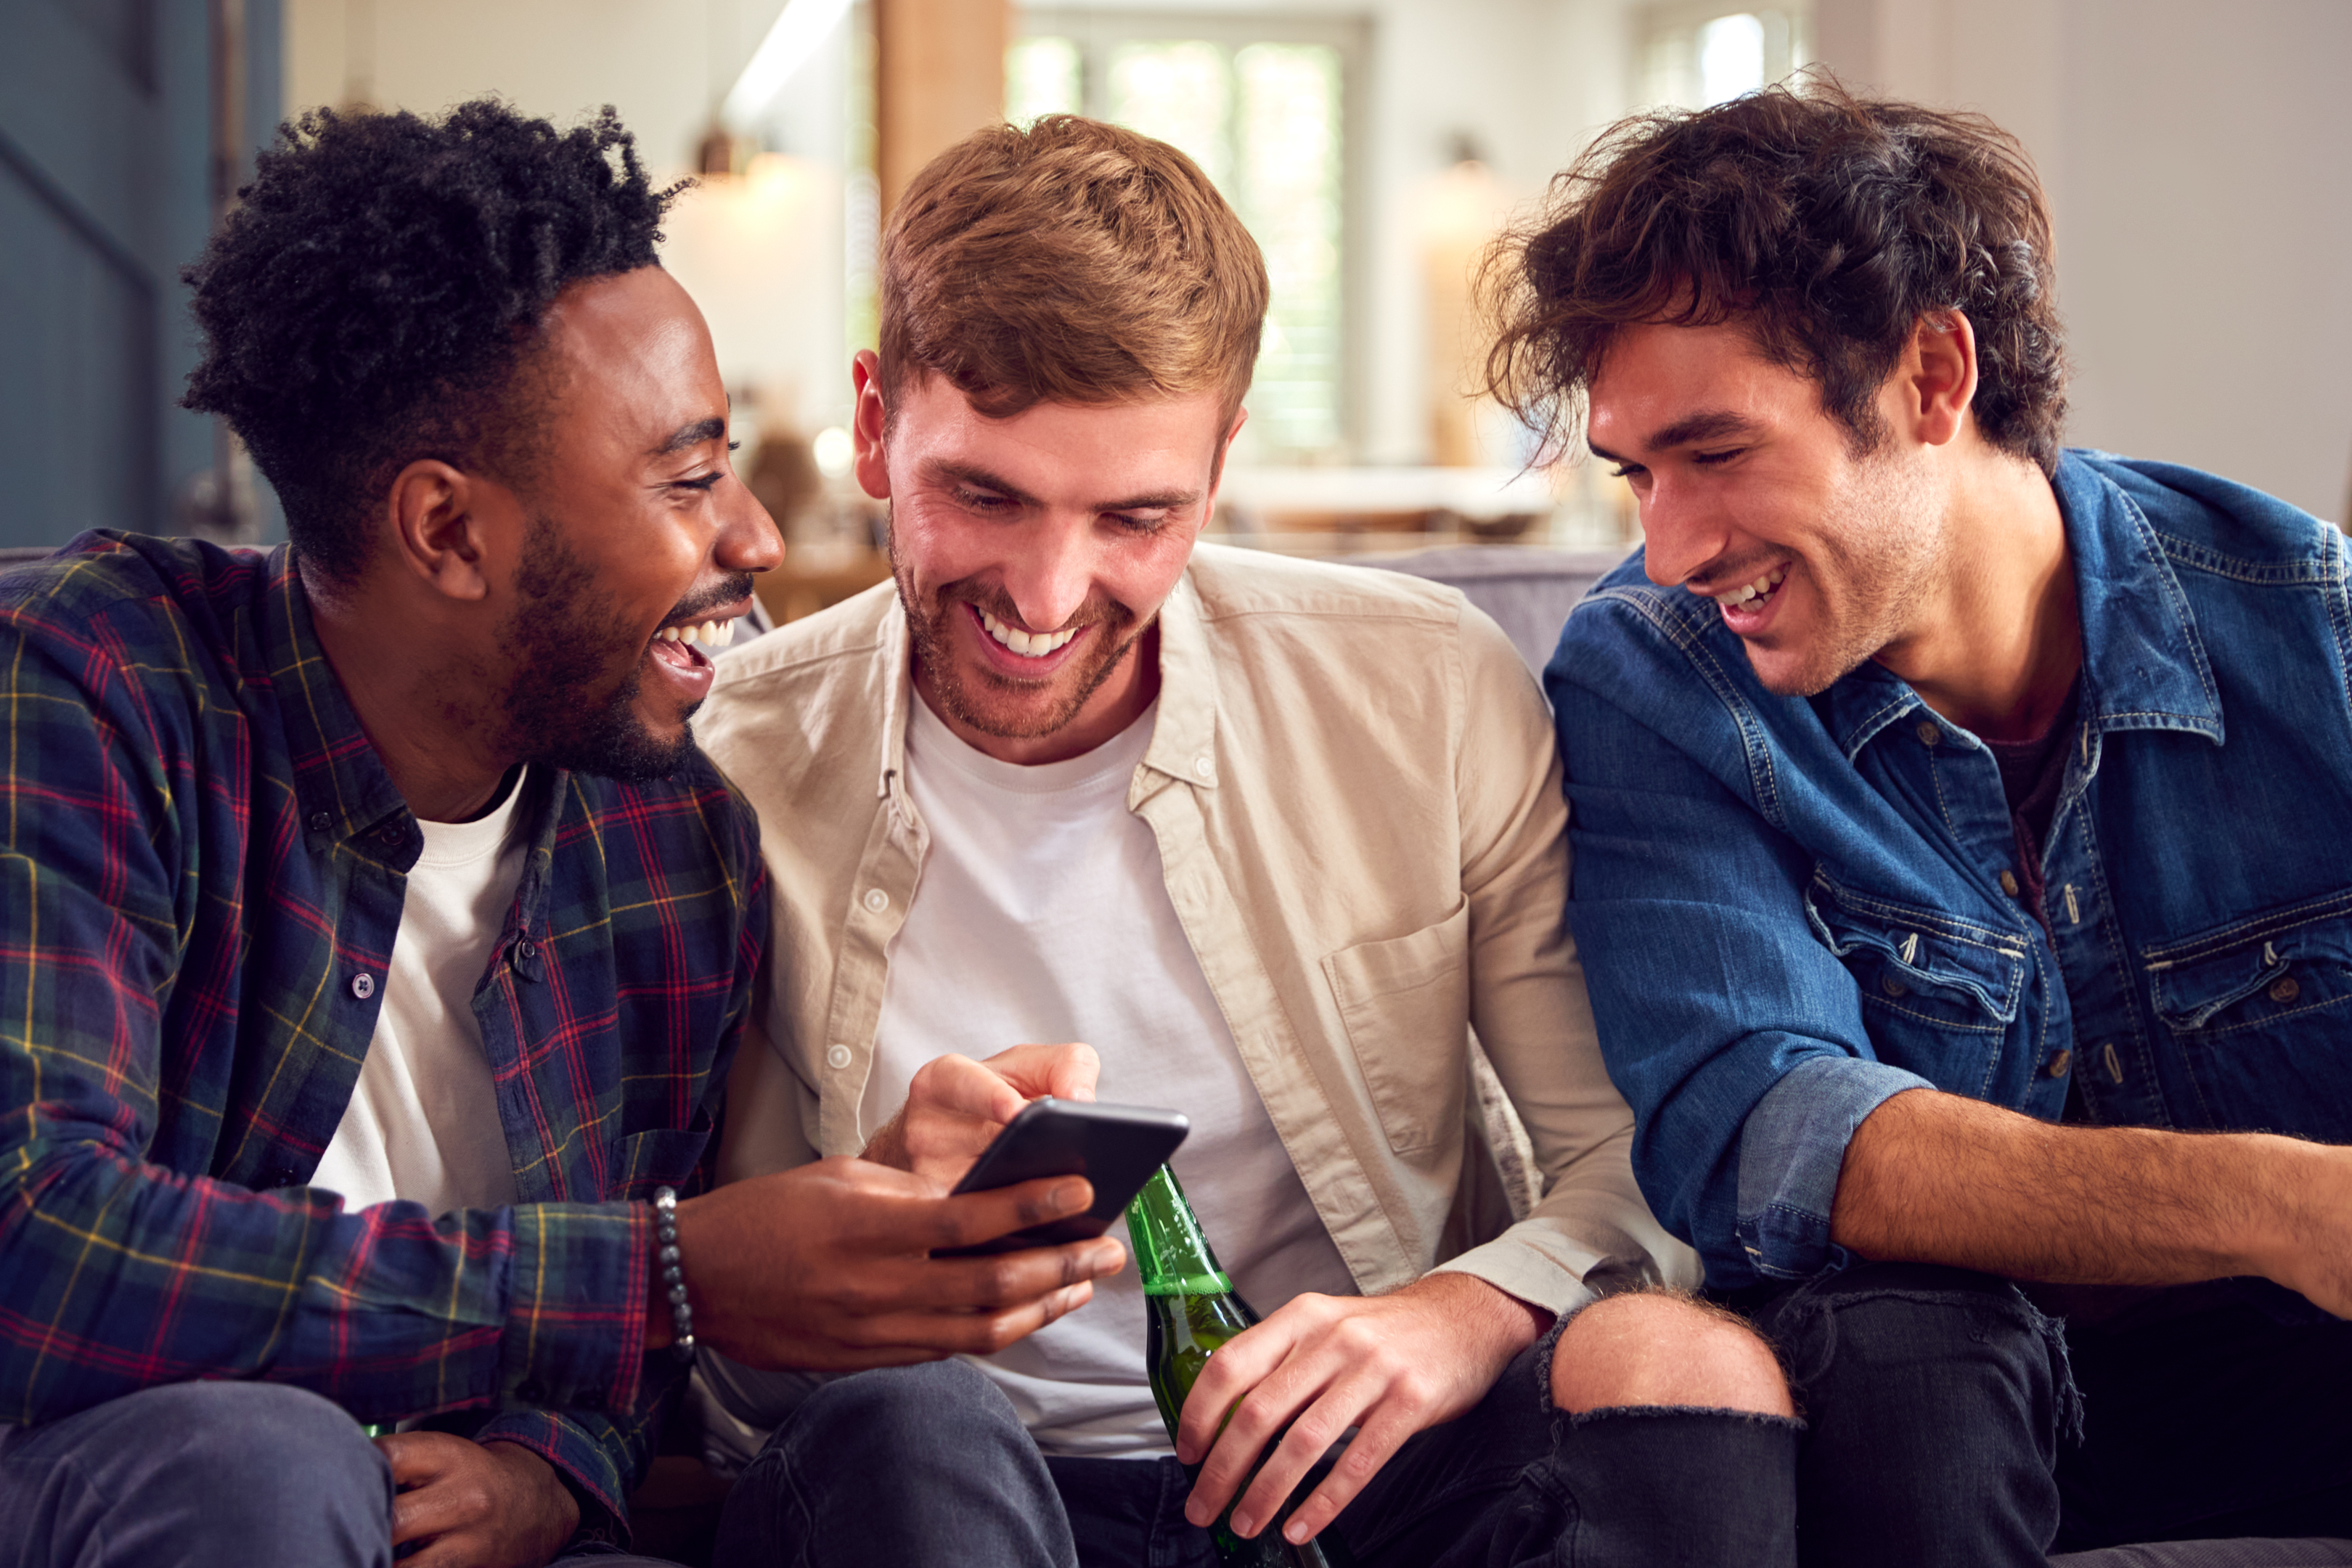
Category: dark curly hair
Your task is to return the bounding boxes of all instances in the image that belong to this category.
[1484,78,2068,474]
[182,99,682,584]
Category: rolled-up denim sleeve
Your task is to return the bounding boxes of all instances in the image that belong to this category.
[1548,594,1923,1288]
[1735,1055,1931,1276]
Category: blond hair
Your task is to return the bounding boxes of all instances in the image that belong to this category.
[879,115,1267,424]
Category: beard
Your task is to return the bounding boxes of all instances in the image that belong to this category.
[1749,446,1947,698]
[496,512,748,782]
[889,518,1148,742]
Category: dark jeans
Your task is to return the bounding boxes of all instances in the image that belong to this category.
[712,1344,1802,1568]
[1729,1261,2352,1568]
[0,1380,684,1568]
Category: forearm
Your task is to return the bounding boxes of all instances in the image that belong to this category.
[1405,1267,1551,1360]
[1830,1087,2328,1291]
[3,1146,651,1424]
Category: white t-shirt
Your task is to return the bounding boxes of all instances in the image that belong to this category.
[311,772,530,1217]
[868,698,1357,1457]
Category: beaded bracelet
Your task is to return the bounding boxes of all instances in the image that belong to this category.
[653,1185,695,1365]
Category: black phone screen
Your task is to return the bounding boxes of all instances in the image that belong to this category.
[934,1098,1191,1257]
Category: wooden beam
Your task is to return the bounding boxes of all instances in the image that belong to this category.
[875,0,1008,220]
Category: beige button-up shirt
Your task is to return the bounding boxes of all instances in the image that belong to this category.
[695,543,1691,1314]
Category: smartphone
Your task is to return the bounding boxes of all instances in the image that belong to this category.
[934,1098,1191,1257]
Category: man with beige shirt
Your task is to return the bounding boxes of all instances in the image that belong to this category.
[692,115,1800,1568]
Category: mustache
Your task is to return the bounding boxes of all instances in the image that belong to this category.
[659,573,756,628]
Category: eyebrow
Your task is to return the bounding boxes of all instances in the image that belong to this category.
[652,416,729,457]
[926,457,1201,514]
[1588,409,1760,465]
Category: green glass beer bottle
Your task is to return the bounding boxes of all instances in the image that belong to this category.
[1127,1165,1353,1568]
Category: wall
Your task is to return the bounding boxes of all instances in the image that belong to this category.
[284,0,857,435]
[1,0,282,546]
[1817,0,2352,523]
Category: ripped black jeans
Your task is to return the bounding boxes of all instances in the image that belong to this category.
[1730,1261,2352,1567]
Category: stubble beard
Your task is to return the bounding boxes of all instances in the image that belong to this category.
[497,513,724,782]
[889,520,1146,742]
[1754,447,1948,698]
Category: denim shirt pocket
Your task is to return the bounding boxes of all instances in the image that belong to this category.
[1804,878,2028,1092]
[2146,887,2352,1135]
[1322,900,1472,1159]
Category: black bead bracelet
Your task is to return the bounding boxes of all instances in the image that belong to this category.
[653,1185,695,1365]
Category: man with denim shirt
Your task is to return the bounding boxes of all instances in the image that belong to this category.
[1488,84,2352,1565]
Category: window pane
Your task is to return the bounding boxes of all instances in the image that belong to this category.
[1235,42,1343,455]
[1698,13,1765,104]
[1006,36,1082,128]
[1106,41,1231,189]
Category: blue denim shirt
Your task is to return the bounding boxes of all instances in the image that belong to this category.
[1548,451,2352,1290]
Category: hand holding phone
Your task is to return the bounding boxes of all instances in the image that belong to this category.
[936,1098,1190,1257]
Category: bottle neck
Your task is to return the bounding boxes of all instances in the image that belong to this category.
[1126,1165,1234,1297]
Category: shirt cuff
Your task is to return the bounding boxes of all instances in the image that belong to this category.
[497,1201,654,1418]
[472,1409,630,1546]
[1734,1056,1934,1281]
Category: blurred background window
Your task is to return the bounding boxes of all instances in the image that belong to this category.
[1638,7,1808,111]
[1009,15,1359,465]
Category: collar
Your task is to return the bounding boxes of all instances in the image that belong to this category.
[875,565,1222,800]
[1822,450,2221,759]
[268,548,417,851]
[270,550,568,917]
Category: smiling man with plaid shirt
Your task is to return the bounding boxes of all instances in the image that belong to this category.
[0,102,1125,1568]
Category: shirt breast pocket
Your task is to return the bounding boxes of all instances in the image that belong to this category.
[2147,891,2352,1136]
[1805,883,2028,1087]
[1321,901,1471,1160]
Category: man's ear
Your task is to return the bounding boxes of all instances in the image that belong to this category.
[387,460,499,603]
[1208,405,1249,494]
[850,350,891,501]
[1906,311,1979,449]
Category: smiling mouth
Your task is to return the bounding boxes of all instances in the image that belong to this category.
[1712,565,1789,613]
[647,613,744,674]
[976,605,1080,658]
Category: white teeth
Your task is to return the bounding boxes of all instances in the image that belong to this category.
[979,608,1077,658]
[1714,566,1789,611]
[657,618,738,648]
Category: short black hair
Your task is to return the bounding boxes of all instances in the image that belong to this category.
[1485,78,2068,475]
[182,99,682,584]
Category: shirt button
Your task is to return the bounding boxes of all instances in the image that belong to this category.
[350,973,375,1000]
[2048,1048,2073,1077]
[1998,870,2020,897]
[2270,974,2301,1004]
[1914,721,1940,746]
[517,939,536,960]
[862,889,889,914]
[1879,975,1908,997]
[825,1043,854,1070]
[308,812,331,832]
[1193,756,1212,778]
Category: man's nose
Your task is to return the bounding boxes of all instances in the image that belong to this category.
[1636,481,1725,590]
[716,478,786,575]
[1000,516,1095,632]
